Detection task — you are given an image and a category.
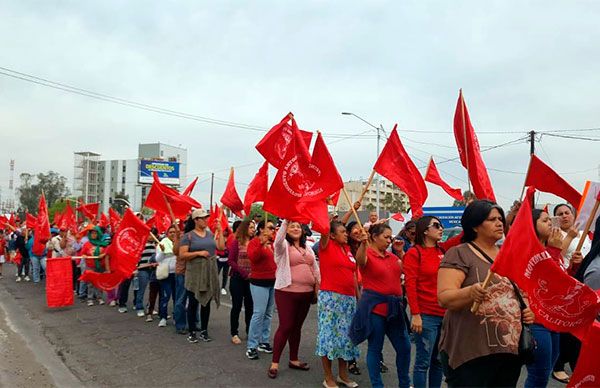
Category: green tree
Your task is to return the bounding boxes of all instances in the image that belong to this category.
[365,203,376,211]
[17,171,70,213]
[249,203,276,223]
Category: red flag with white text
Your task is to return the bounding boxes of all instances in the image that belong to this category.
[373,125,428,218]
[107,208,151,277]
[453,90,496,202]
[568,321,600,388]
[256,113,313,169]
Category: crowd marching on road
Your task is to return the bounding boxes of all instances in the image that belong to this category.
[1,194,599,388]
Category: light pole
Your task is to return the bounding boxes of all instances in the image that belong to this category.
[341,112,383,216]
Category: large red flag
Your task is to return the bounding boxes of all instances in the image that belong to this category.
[182,177,198,197]
[77,201,99,221]
[79,271,124,291]
[107,208,151,277]
[298,132,344,203]
[220,168,245,218]
[256,113,313,169]
[145,172,201,219]
[244,161,269,216]
[53,210,62,226]
[26,213,37,229]
[98,213,109,228]
[146,211,170,234]
[373,125,428,218]
[45,257,74,308]
[568,321,600,388]
[424,157,463,201]
[453,90,496,202]
[108,207,122,231]
[208,204,228,233]
[32,193,51,256]
[491,187,600,333]
[58,203,77,234]
[525,154,582,207]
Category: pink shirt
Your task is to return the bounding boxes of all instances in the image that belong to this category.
[281,246,317,293]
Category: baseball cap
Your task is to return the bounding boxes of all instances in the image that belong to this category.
[191,208,209,219]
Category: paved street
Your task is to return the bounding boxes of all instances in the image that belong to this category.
[0,262,567,387]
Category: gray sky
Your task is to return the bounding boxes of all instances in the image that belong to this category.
[1,1,599,210]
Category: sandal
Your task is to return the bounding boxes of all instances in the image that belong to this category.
[267,368,278,379]
[288,361,310,371]
[348,361,361,375]
[551,371,570,384]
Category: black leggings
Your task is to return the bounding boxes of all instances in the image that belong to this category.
[229,275,253,336]
[553,333,581,373]
[441,352,522,387]
[217,260,229,289]
[186,290,210,333]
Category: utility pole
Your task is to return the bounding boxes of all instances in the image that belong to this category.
[376,125,382,216]
[529,130,536,155]
[209,172,214,206]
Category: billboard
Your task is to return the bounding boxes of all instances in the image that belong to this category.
[139,160,180,185]
[422,206,465,229]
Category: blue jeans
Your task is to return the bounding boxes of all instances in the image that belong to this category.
[367,313,411,388]
[413,314,443,388]
[247,284,275,350]
[134,270,151,311]
[174,274,188,330]
[159,273,176,319]
[30,254,46,283]
[525,324,560,388]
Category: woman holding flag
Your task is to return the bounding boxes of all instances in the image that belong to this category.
[81,226,110,306]
[437,200,535,387]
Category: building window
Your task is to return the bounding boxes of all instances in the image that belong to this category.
[122,165,126,173]
[122,177,126,184]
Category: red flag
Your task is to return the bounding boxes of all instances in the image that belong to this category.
[8,213,16,228]
[53,210,63,226]
[491,187,600,333]
[77,201,99,221]
[108,208,122,231]
[208,204,228,233]
[107,209,151,277]
[58,203,77,234]
[32,193,51,256]
[79,271,123,291]
[0,215,7,230]
[525,154,582,207]
[45,257,74,308]
[453,90,496,202]
[299,199,330,234]
[182,177,198,197]
[391,213,405,222]
[220,168,245,218]
[244,161,269,216]
[98,213,109,228]
[424,157,463,201]
[373,125,428,218]
[145,172,201,219]
[147,212,170,234]
[298,132,344,203]
[256,113,313,169]
[26,213,37,229]
[568,321,600,388]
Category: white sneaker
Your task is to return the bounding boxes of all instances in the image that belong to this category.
[24,276,31,282]
[221,288,227,295]
[98,299,105,305]
[109,300,116,307]
[136,310,145,317]
[15,277,22,282]
[158,318,167,327]
[118,307,128,313]
[152,310,159,315]
[145,315,153,322]
[87,301,94,306]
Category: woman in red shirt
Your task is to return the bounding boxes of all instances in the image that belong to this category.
[351,223,409,388]
[403,216,448,388]
[317,221,367,388]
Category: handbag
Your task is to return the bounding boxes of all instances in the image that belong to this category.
[156,261,169,280]
[467,242,537,364]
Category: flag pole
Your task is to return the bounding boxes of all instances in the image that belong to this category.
[519,152,534,201]
[357,170,376,204]
[459,89,472,194]
[342,187,364,231]
[470,269,494,313]
[162,194,177,225]
[575,194,600,252]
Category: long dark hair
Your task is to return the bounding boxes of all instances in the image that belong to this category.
[183,216,195,233]
[461,200,505,243]
[236,220,254,244]
[414,216,441,247]
[575,216,600,282]
[532,209,545,239]
[346,221,361,255]
[284,221,307,248]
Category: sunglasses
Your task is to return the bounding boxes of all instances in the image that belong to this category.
[428,222,443,230]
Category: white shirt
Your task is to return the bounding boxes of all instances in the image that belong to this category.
[560,230,592,268]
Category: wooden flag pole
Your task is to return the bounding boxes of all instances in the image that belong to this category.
[470,269,494,313]
[162,194,177,225]
[575,195,600,252]
[357,170,376,204]
[342,187,364,231]
[519,155,533,201]
[149,232,161,244]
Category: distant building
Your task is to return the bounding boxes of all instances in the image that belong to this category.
[73,143,187,213]
[337,178,409,213]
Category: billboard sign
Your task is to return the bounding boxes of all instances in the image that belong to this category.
[139,160,180,185]
[422,206,465,229]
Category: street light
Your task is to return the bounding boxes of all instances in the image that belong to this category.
[341,112,384,216]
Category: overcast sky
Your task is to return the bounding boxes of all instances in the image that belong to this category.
[1,1,599,211]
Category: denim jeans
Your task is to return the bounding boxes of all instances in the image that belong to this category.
[30,254,46,283]
[134,270,151,311]
[174,274,188,330]
[78,260,88,299]
[413,314,443,388]
[159,273,176,319]
[367,313,411,388]
[247,284,275,350]
[525,324,560,388]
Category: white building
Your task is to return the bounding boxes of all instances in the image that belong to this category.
[337,178,409,213]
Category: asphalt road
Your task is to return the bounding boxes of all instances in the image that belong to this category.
[0,263,568,387]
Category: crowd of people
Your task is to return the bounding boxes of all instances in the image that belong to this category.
[0,197,599,388]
